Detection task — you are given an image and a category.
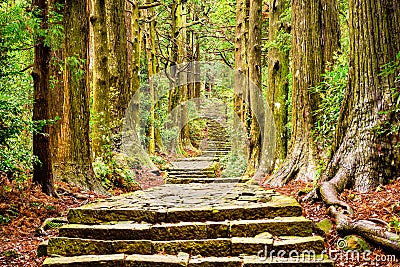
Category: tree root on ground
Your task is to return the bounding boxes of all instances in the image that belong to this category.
[328,206,400,255]
[301,175,399,255]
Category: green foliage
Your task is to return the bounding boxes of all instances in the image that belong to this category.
[65,56,86,81]
[0,1,36,179]
[1,249,19,258]
[388,216,400,235]
[0,204,18,224]
[220,152,247,177]
[93,154,139,192]
[312,53,348,151]
[0,214,11,224]
[150,155,166,165]
[0,1,64,179]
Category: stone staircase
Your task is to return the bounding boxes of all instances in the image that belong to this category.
[41,108,333,266]
[41,181,334,266]
[166,118,233,184]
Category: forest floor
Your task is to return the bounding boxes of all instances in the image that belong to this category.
[0,172,399,267]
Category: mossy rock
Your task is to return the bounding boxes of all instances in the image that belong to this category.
[342,235,370,252]
[315,218,333,235]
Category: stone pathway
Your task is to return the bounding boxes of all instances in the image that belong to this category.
[41,120,334,266]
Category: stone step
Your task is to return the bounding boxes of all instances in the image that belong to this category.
[42,254,125,267]
[173,157,217,162]
[170,160,218,170]
[66,184,302,224]
[200,140,231,144]
[59,217,313,241]
[67,201,302,224]
[201,147,231,151]
[168,170,216,176]
[43,254,334,267]
[47,236,325,257]
[67,184,302,223]
[167,169,216,173]
[168,174,217,179]
[202,151,230,156]
[165,177,250,184]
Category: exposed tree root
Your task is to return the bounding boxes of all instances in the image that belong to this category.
[328,206,400,255]
[320,181,353,214]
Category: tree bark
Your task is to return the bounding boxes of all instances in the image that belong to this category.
[57,0,101,191]
[106,0,129,131]
[246,0,263,175]
[32,0,56,196]
[91,0,110,160]
[144,1,158,155]
[233,0,245,147]
[320,0,400,204]
[266,0,290,167]
[130,0,141,140]
[267,0,340,186]
[168,0,182,115]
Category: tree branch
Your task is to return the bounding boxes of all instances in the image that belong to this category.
[139,2,161,9]
[20,64,34,73]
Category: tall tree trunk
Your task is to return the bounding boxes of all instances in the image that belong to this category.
[106,0,129,132]
[246,0,263,174]
[267,0,340,186]
[168,0,182,114]
[91,0,110,160]
[234,0,246,151]
[58,0,101,191]
[144,1,158,155]
[32,0,56,196]
[266,0,290,167]
[130,0,141,141]
[320,0,400,205]
[177,3,194,153]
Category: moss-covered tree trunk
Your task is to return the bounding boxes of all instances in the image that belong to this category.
[177,3,194,153]
[130,0,141,140]
[54,0,103,191]
[91,0,110,159]
[246,0,263,174]
[106,0,129,132]
[32,0,56,196]
[144,1,158,155]
[266,0,290,167]
[168,0,182,115]
[320,0,400,205]
[233,0,248,153]
[267,0,340,186]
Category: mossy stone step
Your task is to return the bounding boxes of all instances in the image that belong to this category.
[59,217,313,241]
[168,172,217,178]
[68,201,302,224]
[172,157,217,161]
[168,175,216,179]
[168,170,216,174]
[47,236,325,257]
[165,177,250,184]
[43,254,334,267]
[66,183,302,224]
[202,151,229,156]
[42,254,125,267]
[242,256,334,266]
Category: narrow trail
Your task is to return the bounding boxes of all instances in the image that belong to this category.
[41,115,334,266]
